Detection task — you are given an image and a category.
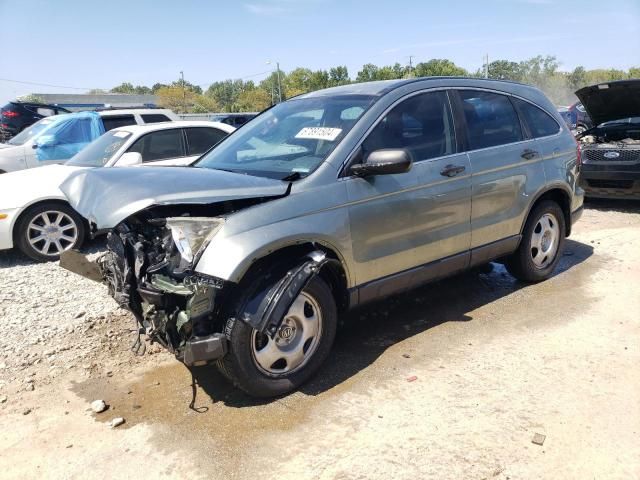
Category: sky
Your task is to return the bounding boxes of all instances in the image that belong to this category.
[0,0,638,103]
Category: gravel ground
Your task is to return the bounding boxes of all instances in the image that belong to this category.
[0,200,638,480]
[0,240,167,394]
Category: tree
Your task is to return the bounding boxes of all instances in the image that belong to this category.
[414,59,467,77]
[237,88,271,112]
[629,67,640,79]
[156,86,216,114]
[86,88,108,94]
[486,60,523,81]
[17,94,45,103]
[110,82,136,94]
[328,66,350,87]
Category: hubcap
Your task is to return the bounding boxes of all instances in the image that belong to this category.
[26,211,78,257]
[530,212,560,269]
[251,292,322,377]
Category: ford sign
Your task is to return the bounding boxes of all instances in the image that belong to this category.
[604,151,620,159]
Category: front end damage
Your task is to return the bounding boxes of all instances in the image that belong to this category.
[63,205,331,368]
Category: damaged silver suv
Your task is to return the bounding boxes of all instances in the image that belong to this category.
[61,78,584,397]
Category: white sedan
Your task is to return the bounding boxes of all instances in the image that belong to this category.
[0,121,235,261]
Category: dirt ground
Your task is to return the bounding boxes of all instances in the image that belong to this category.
[0,199,639,480]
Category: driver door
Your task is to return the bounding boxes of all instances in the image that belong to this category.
[345,90,472,300]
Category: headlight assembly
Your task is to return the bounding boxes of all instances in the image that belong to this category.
[166,217,225,263]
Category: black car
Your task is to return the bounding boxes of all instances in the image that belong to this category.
[0,101,70,142]
[210,112,257,128]
[577,80,640,199]
[568,102,594,134]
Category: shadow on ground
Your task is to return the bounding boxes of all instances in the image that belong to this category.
[585,198,640,214]
[189,238,594,408]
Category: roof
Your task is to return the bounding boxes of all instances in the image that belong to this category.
[111,120,235,135]
[98,108,175,117]
[299,76,538,99]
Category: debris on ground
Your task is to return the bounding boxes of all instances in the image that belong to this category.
[22,408,31,415]
[402,353,411,358]
[406,375,418,382]
[532,433,546,446]
[91,400,107,413]
[109,417,125,428]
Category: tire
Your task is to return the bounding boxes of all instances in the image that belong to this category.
[217,276,337,398]
[15,202,86,262]
[505,200,565,283]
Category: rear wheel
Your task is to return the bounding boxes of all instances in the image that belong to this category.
[217,276,337,397]
[15,202,85,262]
[505,200,565,283]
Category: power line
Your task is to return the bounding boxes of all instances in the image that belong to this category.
[0,77,96,90]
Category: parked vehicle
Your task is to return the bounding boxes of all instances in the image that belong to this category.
[576,80,640,199]
[0,108,179,173]
[60,78,584,397]
[0,121,234,261]
[210,112,257,128]
[557,106,575,130]
[568,102,593,134]
[0,101,70,142]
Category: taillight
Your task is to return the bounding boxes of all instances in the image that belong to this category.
[1,110,19,118]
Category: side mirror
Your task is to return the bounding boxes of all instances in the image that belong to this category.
[349,149,413,177]
[116,152,143,167]
[33,135,57,149]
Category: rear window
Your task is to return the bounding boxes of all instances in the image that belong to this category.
[102,115,136,131]
[186,127,228,155]
[459,90,523,149]
[141,114,172,123]
[513,98,560,138]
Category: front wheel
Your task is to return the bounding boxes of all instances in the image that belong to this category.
[217,276,337,397]
[505,200,565,283]
[15,202,86,262]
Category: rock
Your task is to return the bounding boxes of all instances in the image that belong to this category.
[25,383,35,392]
[402,353,411,359]
[531,433,546,446]
[22,408,31,415]
[109,417,125,428]
[91,399,108,413]
[74,311,86,319]
[0,395,7,403]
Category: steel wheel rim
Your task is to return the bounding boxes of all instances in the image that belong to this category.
[26,210,78,257]
[530,212,560,269]
[251,291,323,377]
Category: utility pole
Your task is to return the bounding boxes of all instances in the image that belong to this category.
[408,55,414,77]
[484,54,489,79]
[276,62,283,103]
[180,70,186,112]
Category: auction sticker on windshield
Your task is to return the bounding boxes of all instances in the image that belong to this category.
[295,127,342,141]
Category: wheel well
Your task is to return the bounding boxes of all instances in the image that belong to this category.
[237,243,350,312]
[529,189,572,236]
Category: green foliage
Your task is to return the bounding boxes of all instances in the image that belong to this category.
[105,58,639,113]
[17,94,45,103]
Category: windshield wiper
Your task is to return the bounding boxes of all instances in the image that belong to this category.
[281,171,302,181]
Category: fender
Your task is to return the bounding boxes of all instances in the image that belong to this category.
[239,250,336,336]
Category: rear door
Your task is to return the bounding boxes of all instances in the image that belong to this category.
[183,127,229,164]
[101,114,137,131]
[346,90,472,293]
[452,89,546,252]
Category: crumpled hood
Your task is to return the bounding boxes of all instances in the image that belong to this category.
[575,80,640,126]
[0,164,86,209]
[60,166,289,229]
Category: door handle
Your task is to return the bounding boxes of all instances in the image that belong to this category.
[521,148,539,160]
[440,164,466,177]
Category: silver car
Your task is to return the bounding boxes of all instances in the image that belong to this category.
[61,78,584,397]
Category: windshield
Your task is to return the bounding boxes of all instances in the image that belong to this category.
[6,116,63,145]
[65,130,132,167]
[195,95,376,179]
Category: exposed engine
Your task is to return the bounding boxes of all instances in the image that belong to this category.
[578,123,640,163]
[98,207,234,366]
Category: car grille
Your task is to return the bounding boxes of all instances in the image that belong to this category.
[583,149,640,162]
[587,179,634,189]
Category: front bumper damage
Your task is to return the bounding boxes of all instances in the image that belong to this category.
[61,222,331,368]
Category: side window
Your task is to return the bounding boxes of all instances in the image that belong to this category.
[36,107,55,117]
[512,98,560,138]
[459,90,523,149]
[56,118,93,143]
[185,127,228,156]
[127,129,184,162]
[362,91,456,161]
[141,114,171,123]
[102,115,136,131]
